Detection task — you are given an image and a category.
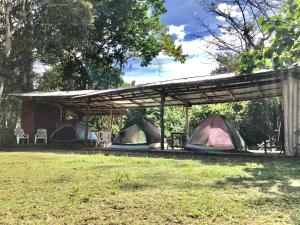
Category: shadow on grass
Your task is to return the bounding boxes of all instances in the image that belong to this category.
[210,157,300,224]
[213,158,300,193]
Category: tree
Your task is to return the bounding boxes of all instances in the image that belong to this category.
[35,0,186,90]
[197,0,284,55]
[0,0,36,130]
[211,52,239,74]
[239,0,300,73]
[33,0,94,89]
[0,1,31,108]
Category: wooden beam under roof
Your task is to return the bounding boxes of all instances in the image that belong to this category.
[226,88,236,101]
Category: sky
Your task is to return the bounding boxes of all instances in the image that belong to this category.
[123,0,220,84]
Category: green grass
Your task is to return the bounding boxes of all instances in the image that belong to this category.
[0,152,300,225]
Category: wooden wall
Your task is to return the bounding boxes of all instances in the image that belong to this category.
[35,103,61,136]
[21,100,61,141]
[21,100,36,140]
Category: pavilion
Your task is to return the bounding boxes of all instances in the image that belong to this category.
[15,67,300,156]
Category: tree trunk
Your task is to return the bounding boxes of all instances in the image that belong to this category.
[23,0,34,91]
[4,1,12,58]
[0,1,12,113]
[0,78,4,112]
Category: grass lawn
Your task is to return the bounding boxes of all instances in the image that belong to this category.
[0,152,300,225]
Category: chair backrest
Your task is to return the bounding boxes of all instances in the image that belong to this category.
[37,129,47,137]
[14,128,25,137]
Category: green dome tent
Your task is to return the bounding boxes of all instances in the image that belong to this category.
[185,115,246,153]
[112,118,161,149]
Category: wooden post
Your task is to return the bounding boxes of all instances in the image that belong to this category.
[60,106,66,123]
[84,102,90,145]
[120,115,123,129]
[109,105,113,132]
[160,92,165,150]
[184,106,189,140]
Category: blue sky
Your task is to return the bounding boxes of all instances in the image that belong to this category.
[123,0,220,84]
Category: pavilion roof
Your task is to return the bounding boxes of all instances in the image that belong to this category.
[15,68,295,115]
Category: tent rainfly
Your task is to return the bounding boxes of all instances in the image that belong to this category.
[112,118,161,149]
[185,115,246,153]
[50,120,97,142]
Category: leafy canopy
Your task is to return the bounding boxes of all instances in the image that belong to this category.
[36,0,186,90]
[238,0,300,73]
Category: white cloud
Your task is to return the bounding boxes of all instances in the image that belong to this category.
[168,25,186,41]
[124,37,219,84]
[216,3,245,21]
[216,16,226,22]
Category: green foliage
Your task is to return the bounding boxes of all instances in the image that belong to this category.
[240,99,282,147]
[37,66,75,91]
[211,53,239,75]
[189,103,245,131]
[0,96,21,129]
[34,0,186,90]
[260,0,300,68]
[125,108,147,124]
[238,50,270,74]
[34,0,94,65]
[144,106,186,137]
[239,0,300,72]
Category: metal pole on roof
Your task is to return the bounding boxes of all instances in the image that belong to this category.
[160,91,165,150]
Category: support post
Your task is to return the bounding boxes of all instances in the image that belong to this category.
[160,91,165,150]
[282,68,300,156]
[109,105,113,132]
[84,102,90,145]
[184,106,189,139]
[60,106,66,123]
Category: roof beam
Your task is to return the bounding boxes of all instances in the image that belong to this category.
[257,86,264,98]
[119,93,144,107]
[226,88,236,101]
[201,92,212,103]
[166,93,191,106]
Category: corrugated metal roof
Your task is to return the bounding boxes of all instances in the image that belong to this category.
[15,90,99,97]
[14,67,297,115]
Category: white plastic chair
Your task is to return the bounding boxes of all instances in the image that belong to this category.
[14,128,29,144]
[35,129,47,144]
[95,131,111,148]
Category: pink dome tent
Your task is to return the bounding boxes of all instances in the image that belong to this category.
[185,115,246,153]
